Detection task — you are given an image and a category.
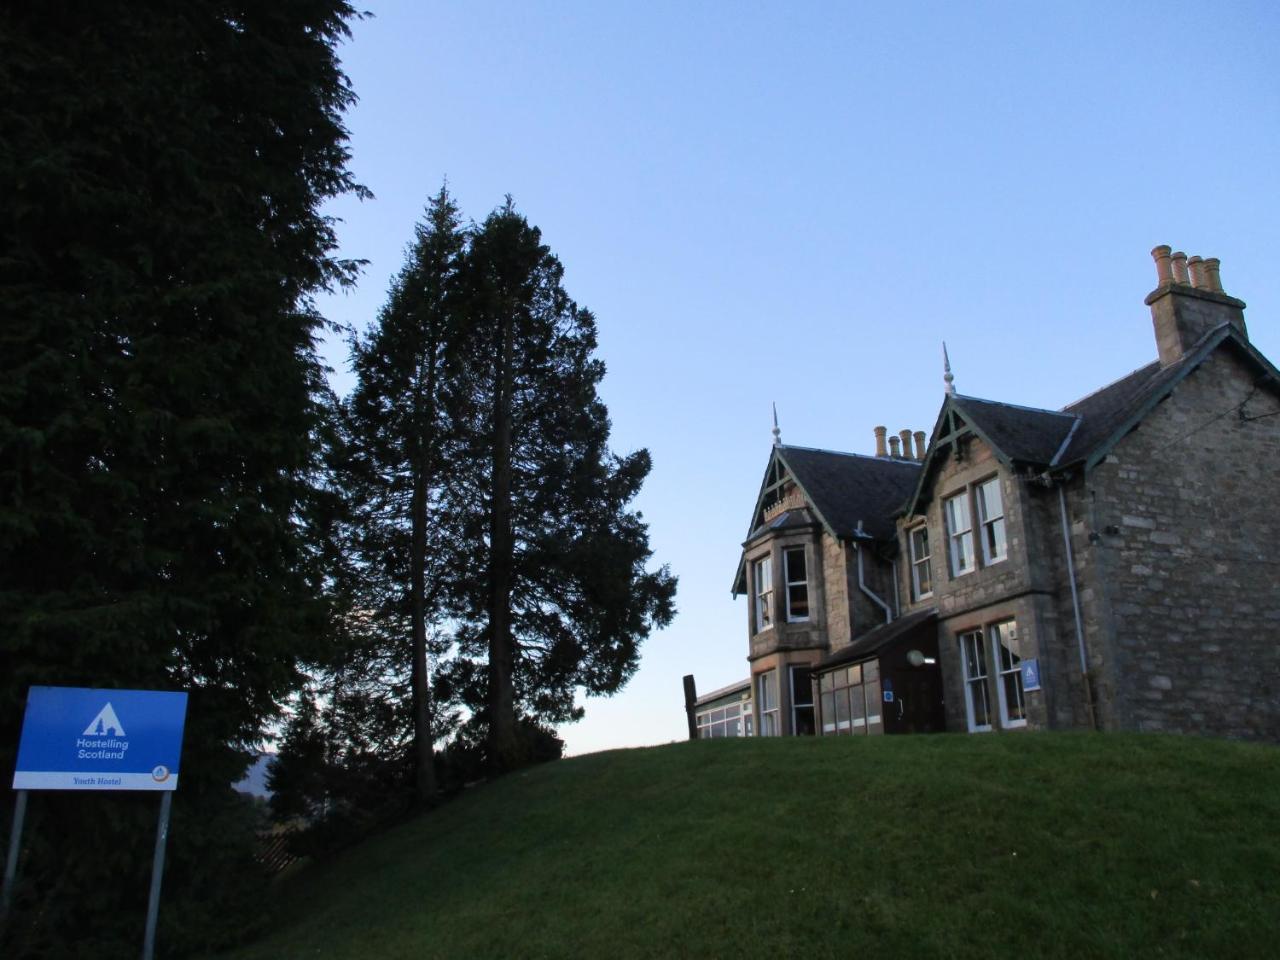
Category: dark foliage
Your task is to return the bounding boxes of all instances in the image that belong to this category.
[447,202,678,770]
[0,3,363,956]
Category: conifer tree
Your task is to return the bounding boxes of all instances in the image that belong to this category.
[344,187,467,802]
[0,4,362,953]
[451,202,677,771]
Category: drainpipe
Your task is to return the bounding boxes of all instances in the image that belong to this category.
[854,522,893,624]
[1057,483,1097,730]
[890,558,901,617]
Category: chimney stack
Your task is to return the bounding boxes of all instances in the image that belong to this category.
[889,436,901,458]
[1147,244,1247,367]
[914,431,927,461]
[874,426,888,458]
[898,429,914,460]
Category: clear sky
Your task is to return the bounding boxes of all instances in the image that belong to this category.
[314,1,1280,756]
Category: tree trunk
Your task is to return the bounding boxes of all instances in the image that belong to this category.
[410,366,437,802]
[487,314,518,771]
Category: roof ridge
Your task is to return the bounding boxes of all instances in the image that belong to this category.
[780,444,922,466]
[953,394,1076,418]
[1060,358,1161,411]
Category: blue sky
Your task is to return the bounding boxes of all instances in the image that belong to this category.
[315,1,1280,755]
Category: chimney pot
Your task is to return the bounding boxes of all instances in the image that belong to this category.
[1151,245,1173,286]
[914,430,927,461]
[1203,257,1223,293]
[1170,251,1190,284]
[898,429,914,460]
[874,426,887,458]
[1188,255,1207,289]
[889,436,901,458]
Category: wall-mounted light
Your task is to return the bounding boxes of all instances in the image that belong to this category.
[906,649,937,667]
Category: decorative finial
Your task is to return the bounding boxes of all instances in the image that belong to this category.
[771,402,781,446]
[943,342,956,395]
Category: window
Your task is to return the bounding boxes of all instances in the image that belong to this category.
[753,556,773,632]
[958,630,991,732]
[790,666,815,735]
[944,492,975,576]
[757,670,779,736]
[990,621,1026,727]
[817,661,883,736]
[909,525,932,599]
[976,477,1007,565]
[696,700,753,738]
[784,547,809,622]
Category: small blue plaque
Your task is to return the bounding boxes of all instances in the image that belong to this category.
[12,686,188,792]
[883,690,894,703]
[1021,658,1042,692]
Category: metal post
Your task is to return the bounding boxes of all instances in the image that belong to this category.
[1,790,29,930]
[141,792,173,960]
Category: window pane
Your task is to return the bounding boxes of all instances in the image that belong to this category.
[791,667,814,707]
[865,680,882,729]
[820,692,835,734]
[863,660,879,684]
[788,584,809,619]
[847,664,862,686]
[785,547,806,582]
[820,672,833,693]
[849,683,866,731]
[835,687,851,732]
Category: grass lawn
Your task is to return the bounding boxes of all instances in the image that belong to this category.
[223,733,1280,959]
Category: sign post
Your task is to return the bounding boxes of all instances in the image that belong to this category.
[5,686,188,958]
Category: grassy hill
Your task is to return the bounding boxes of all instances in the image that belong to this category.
[224,733,1280,959]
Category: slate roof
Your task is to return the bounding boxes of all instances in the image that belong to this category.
[777,446,921,542]
[942,324,1262,470]
[815,608,938,670]
[950,395,1076,465]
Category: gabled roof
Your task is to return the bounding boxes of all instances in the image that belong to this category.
[908,324,1280,516]
[733,444,921,595]
[949,395,1077,466]
[777,446,921,542]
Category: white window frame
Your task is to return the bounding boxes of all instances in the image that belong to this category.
[976,477,1007,566]
[958,630,992,732]
[757,670,779,736]
[990,621,1026,728]
[944,492,975,577]
[784,546,809,622]
[909,525,932,599]
[753,555,773,632]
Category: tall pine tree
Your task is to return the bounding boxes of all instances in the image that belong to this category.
[0,4,363,955]
[451,202,676,771]
[344,187,467,803]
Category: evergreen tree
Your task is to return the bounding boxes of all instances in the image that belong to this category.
[344,187,467,803]
[451,202,677,771]
[0,4,362,955]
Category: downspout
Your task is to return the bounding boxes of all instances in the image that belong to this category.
[854,521,893,624]
[1057,483,1097,731]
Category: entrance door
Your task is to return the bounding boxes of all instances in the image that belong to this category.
[885,668,946,734]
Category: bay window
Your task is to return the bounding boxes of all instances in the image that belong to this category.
[784,546,809,622]
[757,670,779,736]
[753,555,773,632]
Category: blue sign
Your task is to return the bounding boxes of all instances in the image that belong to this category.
[1021,658,1042,692]
[12,687,188,792]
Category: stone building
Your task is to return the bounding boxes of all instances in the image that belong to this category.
[685,246,1280,742]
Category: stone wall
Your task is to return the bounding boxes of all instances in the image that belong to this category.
[1078,347,1280,739]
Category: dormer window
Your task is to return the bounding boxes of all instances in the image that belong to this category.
[784,547,809,621]
[753,555,773,631]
